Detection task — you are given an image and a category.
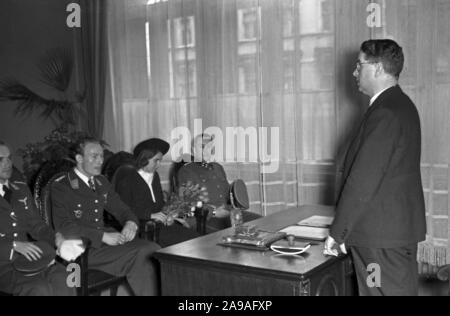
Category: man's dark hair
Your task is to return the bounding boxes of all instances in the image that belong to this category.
[72,137,103,158]
[361,39,404,79]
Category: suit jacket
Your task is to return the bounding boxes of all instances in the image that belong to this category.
[114,167,165,221]
[330,85,426,248]
[51,170,138,249]
[0,181,54,267]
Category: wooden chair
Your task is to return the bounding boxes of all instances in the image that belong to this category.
[34,163,128,296]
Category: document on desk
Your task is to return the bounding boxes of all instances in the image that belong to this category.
[297,215,334,228]
[279,225,329,241]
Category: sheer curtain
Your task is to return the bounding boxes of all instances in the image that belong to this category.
[370,0,450,267]
[104,0,450,266]
[105,0,359,217]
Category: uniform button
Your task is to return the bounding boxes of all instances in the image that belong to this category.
[219,195,223,198]
[12,223,17,227]
[95,210,98,213]
[95,219,99,222]
[95,200,99,204]
[10,212,15,216]
[78,204,81,208]
[14,233,18,238]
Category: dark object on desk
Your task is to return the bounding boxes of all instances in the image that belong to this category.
[230,179,249,210]
[220,228,286,250]
[12,241,56,276]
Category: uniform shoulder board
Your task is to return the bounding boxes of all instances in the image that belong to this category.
[12,181,27,186]
[55,175,67,183]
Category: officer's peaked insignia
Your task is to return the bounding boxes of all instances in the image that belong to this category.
[74,210,83,219]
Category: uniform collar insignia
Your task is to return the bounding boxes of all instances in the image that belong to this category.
[9,182,19,191]
[18,197,28,209]
[95,178,102,187]
[68,173,80,190]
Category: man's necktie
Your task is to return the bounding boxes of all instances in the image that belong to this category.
[3,185,12,203]
[88,178,96,192]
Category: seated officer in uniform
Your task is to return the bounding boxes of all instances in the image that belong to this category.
[51,137,161,296]
[176,134,261,232]
[0,141,75,296]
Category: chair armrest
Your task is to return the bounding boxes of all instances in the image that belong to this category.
[139,219,162,243]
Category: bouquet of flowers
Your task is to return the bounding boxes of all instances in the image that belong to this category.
[162,181,209,220]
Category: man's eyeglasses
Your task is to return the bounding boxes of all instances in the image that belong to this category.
[356,60,376,70]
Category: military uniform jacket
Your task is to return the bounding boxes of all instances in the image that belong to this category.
[51,170,138,249]
[177,162,229,207]
[0,181,54,265]
[330,86,426,248]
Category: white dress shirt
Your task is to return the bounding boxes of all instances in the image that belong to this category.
[138,170,156,203]
[74,168,94,188]
[0,181,9,198]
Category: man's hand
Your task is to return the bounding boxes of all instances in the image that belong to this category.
[121,221,138,242]
[14,242,43,261]
[102,232,127,246]
[323,236,347,257]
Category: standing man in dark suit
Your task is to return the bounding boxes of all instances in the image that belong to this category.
[51,137,161,296]
[324,39,426,296]
[0,141,75,296]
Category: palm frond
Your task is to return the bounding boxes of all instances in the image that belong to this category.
[0,79,64,121]
[37,47,73,92]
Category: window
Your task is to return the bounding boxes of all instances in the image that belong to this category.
[168,16,197,98]
[238,8,259,42]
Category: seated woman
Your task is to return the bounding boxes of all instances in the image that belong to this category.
[114,138,199,248]
[176,134,261,233]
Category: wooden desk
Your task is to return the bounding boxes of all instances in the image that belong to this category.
[155,205,356,296]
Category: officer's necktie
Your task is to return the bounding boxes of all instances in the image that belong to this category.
[2,185,12,203]
[88,178,96,192]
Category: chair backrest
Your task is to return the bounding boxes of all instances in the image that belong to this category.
[102,151,136,182]
[34,160,74,226]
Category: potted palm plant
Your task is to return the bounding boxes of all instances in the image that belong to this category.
[0,47,89,184]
